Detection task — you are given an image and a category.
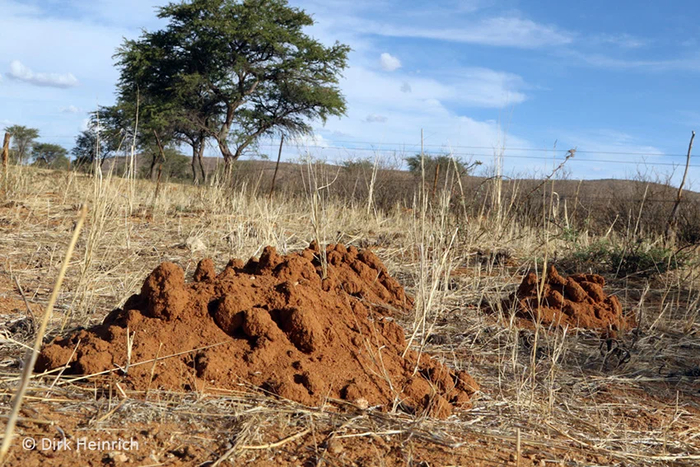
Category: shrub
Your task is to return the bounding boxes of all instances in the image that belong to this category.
[32,143,69,170]
[561,239,691,278]
[139,149,192,181]
[405,154,473,178]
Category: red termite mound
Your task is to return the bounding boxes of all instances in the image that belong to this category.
[505,265,636,335]
[38,243,478,418]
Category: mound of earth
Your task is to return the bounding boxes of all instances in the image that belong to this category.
[504,265,636,335]
[37,243,478,418]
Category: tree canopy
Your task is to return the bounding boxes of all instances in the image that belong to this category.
[114,0,349,181]
[4,125,39,164]
[139,147,192,181]
[32,143,69,169]
[406,154,478,178]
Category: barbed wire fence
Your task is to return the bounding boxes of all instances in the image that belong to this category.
[29,131,700,242]
[39,132,698,192]
[39,133,699,163]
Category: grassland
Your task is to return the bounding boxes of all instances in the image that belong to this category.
[1,162,699,466]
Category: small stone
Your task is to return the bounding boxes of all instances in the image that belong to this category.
[327,438,344,454]
[354,398,369,409]
[109,452,128,463]
[185,237,206,253]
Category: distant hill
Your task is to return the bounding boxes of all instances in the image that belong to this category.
[101,153,699,204]
[99,152,699,242]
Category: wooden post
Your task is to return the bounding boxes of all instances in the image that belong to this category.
[2,132,10,172]
[666,130,695,242]
[268,135,285,200]
[2,132,10,192]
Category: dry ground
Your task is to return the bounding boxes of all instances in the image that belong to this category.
[1,166,699,466]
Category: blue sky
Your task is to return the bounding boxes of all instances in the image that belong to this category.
[1,0,699,185]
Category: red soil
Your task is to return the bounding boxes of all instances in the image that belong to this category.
[505,265,636,335]
[37,243,478,418]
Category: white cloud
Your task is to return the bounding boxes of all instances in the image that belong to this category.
[365,114,388,123]
[369,16,573,49]
[340,66,526,110]
[0,3,136,91]
[60,105,82,114]
[290,133,329,148]
[300,1,571,49]
[310,65,534,168]
[453,68,528,107]
[379,53,401,71]
[7,60,78,88]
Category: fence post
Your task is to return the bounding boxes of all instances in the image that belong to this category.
[2,132,10,192]
[666,130,695,242]
[268,134,285,200]
[2,132,9,171]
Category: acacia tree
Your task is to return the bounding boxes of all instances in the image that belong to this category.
[406,154,481,178]
[4,125,39,164]
[106,63,215,183]
[32,143,69,169]
[115,0,349,177]
[97,97,210,182]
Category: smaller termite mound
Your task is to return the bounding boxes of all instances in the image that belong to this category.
[503,265,636,336]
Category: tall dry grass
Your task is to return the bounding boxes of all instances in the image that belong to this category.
[1,147,700,465]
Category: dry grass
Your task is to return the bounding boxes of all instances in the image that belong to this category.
[0,164,699,466]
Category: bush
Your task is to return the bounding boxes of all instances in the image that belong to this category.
[32,143,69,170]
[342,158,375,172]
[561,239,691,278]
[139,149,192,181]
[405,154,474,178]
[161,151,192,180]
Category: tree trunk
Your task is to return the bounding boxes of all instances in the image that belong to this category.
[221,154,233,186]
[148,151,158,180]
[216,102,235,161]
[151,130,166,181]
[191,144,200,184]
[197,144,206,183]
[234,145,246,161]
[218,138,234,162]
[153,131,167,201]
